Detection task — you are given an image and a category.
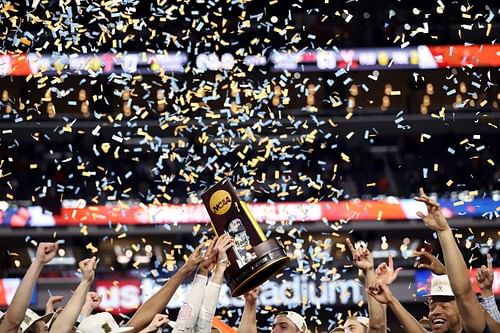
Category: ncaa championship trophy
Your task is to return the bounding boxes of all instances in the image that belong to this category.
[201,178,289,296]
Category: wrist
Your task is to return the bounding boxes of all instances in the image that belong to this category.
[214,264,227,275]
[480,289,494,298]
[82,276,94,283]
[179,264,193,275]
[437,228,452,235]
[386,295,396,306]
[32,259,45,269]
[245,300,257,308]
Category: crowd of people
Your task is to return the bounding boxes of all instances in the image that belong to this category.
[0,189,498,333]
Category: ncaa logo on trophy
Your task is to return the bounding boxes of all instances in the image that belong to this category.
[202,179,289,296]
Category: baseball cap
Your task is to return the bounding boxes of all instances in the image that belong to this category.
[274,311,308,333]
[424,274,454,297]
[77,312,134,333]
[20,309,54,333]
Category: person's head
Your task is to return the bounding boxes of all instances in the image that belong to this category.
[272,312,308,333]
[28,320,49,333]
[425,275,462,333]
[344,317,369,333]
[428,296,461,333]
[20,309,53,333]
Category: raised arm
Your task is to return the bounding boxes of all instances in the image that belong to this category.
[414,250,447,275]
[49,257,96,333]
[476,254,500,323]
[195,234,233,333]
[367,282,426,333]
[0,242,58,333]
[238,288,259,333]
[127,243,206,333]
[346,239,387,333]
[416,188,488,333]
[78,291,103,320]
[172,239,216,333]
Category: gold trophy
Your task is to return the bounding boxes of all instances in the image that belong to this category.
[201,178,289,296]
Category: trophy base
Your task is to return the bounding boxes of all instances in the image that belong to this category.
[228,238,289,297]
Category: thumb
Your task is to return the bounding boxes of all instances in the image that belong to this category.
[416,211,426,219]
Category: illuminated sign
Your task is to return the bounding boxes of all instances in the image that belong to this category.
[0,45,498,76]
[142,276,363,309]
[95,280,142,315]
[1,197,499,227]
[0,279,36,306]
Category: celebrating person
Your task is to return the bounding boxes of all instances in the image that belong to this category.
[346,238,401,333]
[415,188,499,333]
[49,257,97,333]
[126,242,209,332]
[238,287,308,333]
[171,234,233,333]
[476,254,500,323]
[0,242,58,333]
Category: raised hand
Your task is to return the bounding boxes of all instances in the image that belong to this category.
[366,282,395,305]
[79,257,97,282]
[141,313,170,333]
[214,233,233,267]
[475,254,494,296]
[414,250,447,275]
[243,287,260,305]
[199,238,217,273]
[375,255,402,285]
[85,291,102,310]
[346,238,374,271]
[183,243,206,273]
[415,188,449,232]
[36,242,59,265]
[45,295,64,314]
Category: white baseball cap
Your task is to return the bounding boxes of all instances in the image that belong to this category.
[354,316,369,328]
[77,312,134,333]
[274,311,308,333]
[19,308,54,332]
[424,274,455,297]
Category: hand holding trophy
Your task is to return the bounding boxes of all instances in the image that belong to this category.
[201,178,289,296]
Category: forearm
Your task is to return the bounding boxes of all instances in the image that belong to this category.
[238,301,257,333]
[195,279,224,333]
[437,229,473,296]
[480,295,500,323]
[364,270,387,333]
[49,280,91,333]
[127,265,191,332]
[2,261,43,328]
[388,299,427,333]
[79,304,94,319]
[182,273,208,327]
